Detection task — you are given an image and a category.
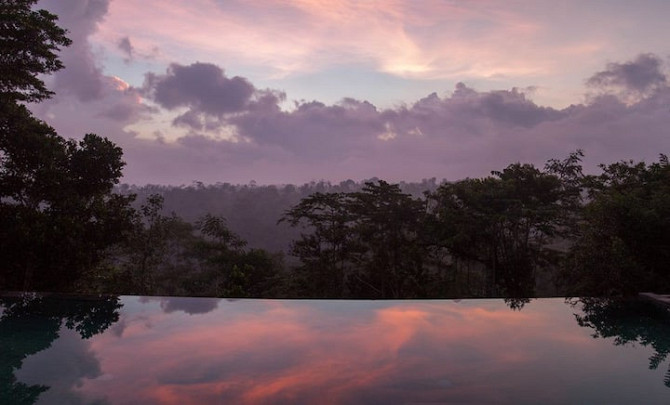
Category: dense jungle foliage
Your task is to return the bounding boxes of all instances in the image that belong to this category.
[2,1,669,300]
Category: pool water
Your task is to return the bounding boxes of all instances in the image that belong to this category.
[2,295,669,404]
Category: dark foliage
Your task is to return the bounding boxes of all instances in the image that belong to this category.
[2,3,669,301]
[0,0,71,102]
[571,297,670,387]
[0,0,135,292]
[0,294,121,404]
[559,155,670,296]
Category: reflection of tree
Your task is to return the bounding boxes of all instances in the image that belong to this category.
[0,294,121,404]
[570,298,670,387]
[504,297,532,310]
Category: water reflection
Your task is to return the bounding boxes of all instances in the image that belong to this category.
[503,296,532,310]
[570,297,670,387]
[3,296,670,404]
[140,296,222,315]
[0,294,121,404]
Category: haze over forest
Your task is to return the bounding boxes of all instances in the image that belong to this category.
[29,0,670,186]
[4,0,670,303]
[5,6,670,403]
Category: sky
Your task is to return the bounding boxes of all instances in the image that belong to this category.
[30,0,670,185]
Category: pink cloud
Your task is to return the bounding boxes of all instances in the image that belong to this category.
[73,299,618,404]
[35,66,670,186]
[89,0,621,85]
[30,0,670,186]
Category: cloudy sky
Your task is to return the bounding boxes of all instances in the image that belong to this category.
[31,0,670,185]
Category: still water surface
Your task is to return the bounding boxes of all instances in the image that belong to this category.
[2,295,670,404]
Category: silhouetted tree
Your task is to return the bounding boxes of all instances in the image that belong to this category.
[429,162,566,301]
[0,1,136,291]
[348,181,430,298]
[100,194,194,295]
[280,192,356,297]
[282,181,438,298]
[559,155,670,296]
[0,0,71,102]
[101,194,282,297]
[193,214,281,297]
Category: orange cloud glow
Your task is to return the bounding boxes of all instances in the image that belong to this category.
[74,299,612,404]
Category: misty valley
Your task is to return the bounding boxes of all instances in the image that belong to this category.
[4,1,670,403]
[2,1,670,302]
[6,151,670,304]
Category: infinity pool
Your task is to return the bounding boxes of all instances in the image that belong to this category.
[2,295,669,404]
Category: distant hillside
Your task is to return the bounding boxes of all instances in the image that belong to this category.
[117,178,441,253]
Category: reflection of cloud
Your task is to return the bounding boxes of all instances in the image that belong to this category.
[159,297,221,315]
[16,328,109,405]
[109,317,127,337]
[137,296,222,315]
[10,298,666,403]
[79,299,644,404]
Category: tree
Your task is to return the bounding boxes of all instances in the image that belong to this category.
[281,181,436,298]
[103,194,195,295]
[0,0,71,102]
[102,194,282,298]
[348,181,430,298]
[192,214,280,297]
[0,106,136,290]
[559,156,670,296]
[543,149,586,238]
[430,162,565,301]
[280,192,356,297]
[0,1,136,291]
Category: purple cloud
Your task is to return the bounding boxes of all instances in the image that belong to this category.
[173,110,204,130]
[39,0,109,102]
[27,16,670,189]
[230,98,383,158]
[159,297,221,315]
[32,1,153,128]
[98,84,156,123]
[118,36,134,62]
[115,54,669,184]
[587,53,667,97]
[143,63,256,117]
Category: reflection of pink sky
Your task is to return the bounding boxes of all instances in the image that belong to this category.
[78,299,635,404]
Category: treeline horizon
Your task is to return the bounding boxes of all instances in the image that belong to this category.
[2,2,669,304]
[86,151,668,304]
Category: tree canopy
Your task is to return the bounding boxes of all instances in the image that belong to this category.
[0,0,71,102]
[559,156,670,296]
[0,0,135,291]
[1,2,669,300]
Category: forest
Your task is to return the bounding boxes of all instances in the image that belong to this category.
[104,153,669,304]
[2,1,670,301]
